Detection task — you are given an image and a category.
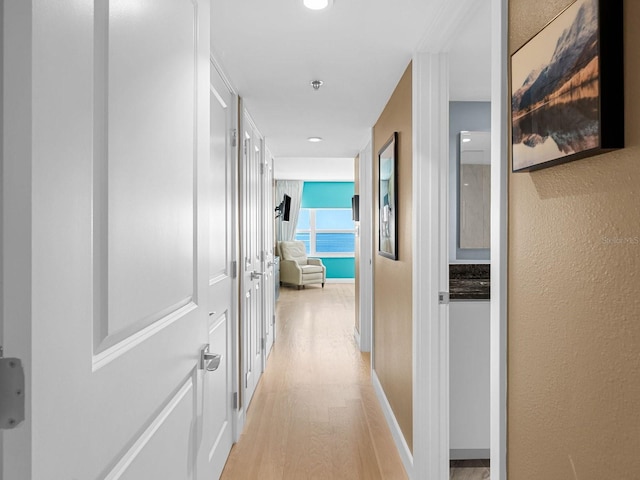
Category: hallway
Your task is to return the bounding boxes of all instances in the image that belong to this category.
[221,284,408,479]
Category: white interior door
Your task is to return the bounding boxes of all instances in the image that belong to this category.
[239,109,264,413]
[262,150,275,358]
[2,2,218,479]
[197,61,238,480]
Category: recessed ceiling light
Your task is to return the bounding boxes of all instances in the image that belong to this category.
[307,137,323,143]
[303,0,332,10]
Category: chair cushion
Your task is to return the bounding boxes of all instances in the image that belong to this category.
[279,241,308,265]
[300,264,323,274]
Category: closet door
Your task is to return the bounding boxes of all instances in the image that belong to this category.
[239,109,264,413]
[2,1,215,478]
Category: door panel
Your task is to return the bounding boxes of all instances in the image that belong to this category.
[2,1,215,479]
[198,62,237,479]
[263,152,275,357]
[102,0,196,340]
[239,112,264,410]
[107,377,197,480]
[200,314,230,475]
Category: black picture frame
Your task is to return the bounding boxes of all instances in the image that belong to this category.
[378,132,398,260]
[510,0,623,172]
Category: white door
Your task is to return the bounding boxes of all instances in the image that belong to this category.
[2,2,222,479]
[262,150,276,358]
[239,109,264,413]
[197,61,238,479]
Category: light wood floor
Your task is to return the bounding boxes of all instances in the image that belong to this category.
[221,283,408,480]
[450,460,490,480]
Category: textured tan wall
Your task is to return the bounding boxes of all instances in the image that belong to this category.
[373,63,413,451]
[354,154,360,334]
[508,1,640,478]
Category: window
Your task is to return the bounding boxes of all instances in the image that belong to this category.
[295,208,355,257]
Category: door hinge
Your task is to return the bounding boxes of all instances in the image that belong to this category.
[243,139,248,156]
[231,260,237,279]
[260,163,265,175]
[439,292,450,305]
[261,338,265,351]
[0,347,25,430]
[231,129,237,147]
[232,392,238,410]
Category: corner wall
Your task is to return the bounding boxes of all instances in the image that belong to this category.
[508,1,640,477]
[373,63,413,451]
[354,155,360,334]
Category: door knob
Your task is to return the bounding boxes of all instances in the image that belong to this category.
[251,271,264,280]
[200,344,222,372]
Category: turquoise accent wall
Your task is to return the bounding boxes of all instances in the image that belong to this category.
[301,182,355,279]
[317,257,355,279]
[301,182,354,209]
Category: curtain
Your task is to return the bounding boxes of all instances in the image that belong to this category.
[275,180,303,242]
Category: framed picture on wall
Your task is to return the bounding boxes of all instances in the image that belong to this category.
[510,0,623,172]
[378,132,398,260]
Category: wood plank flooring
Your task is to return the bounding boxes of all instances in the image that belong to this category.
[221,283,408,480]
[450,460,491,480]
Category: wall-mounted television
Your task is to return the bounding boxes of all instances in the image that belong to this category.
[351,195,360,222]
[275,194,291,221]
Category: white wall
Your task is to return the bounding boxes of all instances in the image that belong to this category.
[450,300,490,458]
[274,157,354,181]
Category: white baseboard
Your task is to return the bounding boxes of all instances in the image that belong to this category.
[450,449,490,460]
[234,408,245,443]
[372,370,414,478]
[326,278,355,284]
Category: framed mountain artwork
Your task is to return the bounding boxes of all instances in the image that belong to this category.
[510,0,623,172]
[378,132,398,260]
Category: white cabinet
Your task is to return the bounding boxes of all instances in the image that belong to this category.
[450,301,490,459]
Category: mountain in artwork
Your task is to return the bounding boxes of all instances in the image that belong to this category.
[511,0,600,169]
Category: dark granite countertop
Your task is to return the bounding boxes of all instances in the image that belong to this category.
[450,264,490,300]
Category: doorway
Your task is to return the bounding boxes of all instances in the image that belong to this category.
[411,0,508,479]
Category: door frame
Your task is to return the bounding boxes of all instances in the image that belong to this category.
[411,0,508,479]
[0,1,4,476]
[489,0,509,477]
[209,54,242,443]
[412,50,451,480]
[2,0,36,476]
[357,135,373,353]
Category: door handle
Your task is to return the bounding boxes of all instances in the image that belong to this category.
[200,344,222,372]
[251,271,264,280]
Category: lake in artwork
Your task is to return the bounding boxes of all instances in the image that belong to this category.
[511,0,600,171]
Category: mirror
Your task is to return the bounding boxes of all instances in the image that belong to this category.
[459,131,491,249]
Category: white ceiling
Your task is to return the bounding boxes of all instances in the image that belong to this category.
[211,0,491,161]
[273,157,354,181]
[449,1,492,102]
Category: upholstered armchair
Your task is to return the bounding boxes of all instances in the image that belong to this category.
[277,241,326,289]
